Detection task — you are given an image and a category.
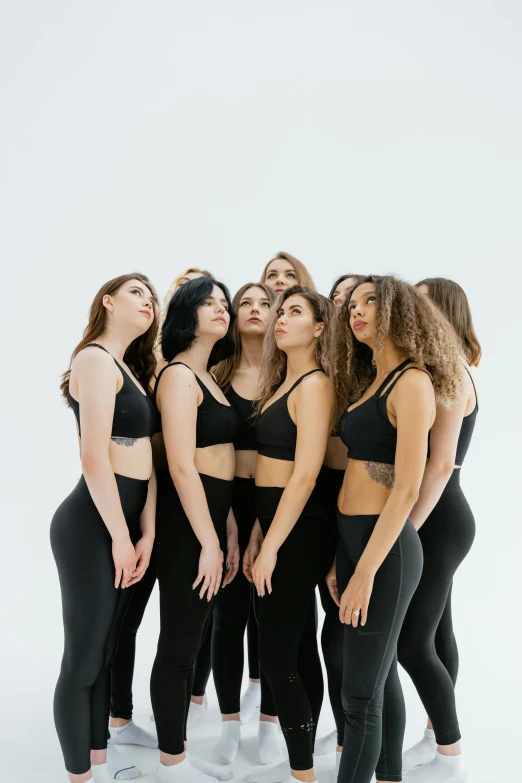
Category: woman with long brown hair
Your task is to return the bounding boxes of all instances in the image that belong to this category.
[260,252,317,295]
[330,275,462,783]
[51,274,159,783]
[243,285,341,783]
[387,278,480,783]
[210,282,281,767]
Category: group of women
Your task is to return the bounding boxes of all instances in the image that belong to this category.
[51,251,480,783]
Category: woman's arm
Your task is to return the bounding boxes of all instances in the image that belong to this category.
[243,519,263,583]
[127,464,157,586]
[222,508,240,587]
[340,370,435,626]
[157,364,223,600]
[253,374,334,596]
[75,348,138,588]
[408,391,467,530]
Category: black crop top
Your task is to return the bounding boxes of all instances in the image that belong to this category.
[455,366,478,466]
[225,385,257,451]
[155,362,240,448]
[339,359,431,465]
[256,369,324,461]
[68,343,158,440]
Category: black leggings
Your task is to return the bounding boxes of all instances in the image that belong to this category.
[211,477,260,714]
[256,486,336,771]
[337,512,423,783]
[150,470,232,756]
[316,466,345,747]
[380,469,475,771]
[51,474,148,775]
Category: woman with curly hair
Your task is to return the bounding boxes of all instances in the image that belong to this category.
[210,282,282,767]
[390,278,480,783]
[150,276,241,783]
[331,275,462,783]
[260,251,317,294]
[243,285,342,783]
[51,274,159,783]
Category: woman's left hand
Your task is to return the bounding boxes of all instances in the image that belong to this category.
[339,567,374,628]
[252,545,277,597]
[127,536,154,587]
[222,538,240,587]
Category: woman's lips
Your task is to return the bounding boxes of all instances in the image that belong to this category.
[353,320,367,331]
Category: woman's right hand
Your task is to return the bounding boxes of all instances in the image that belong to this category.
[112,537,138,589]
[243,526,263,583]
[194,543,224,601]
[325,558,340,607]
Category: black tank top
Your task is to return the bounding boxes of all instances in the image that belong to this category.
[155,362,240,448]
[68,343,158,439]
[225,385,257,451]
[339,359,431,465]
[256,369,325,461]
[455,366,478,466]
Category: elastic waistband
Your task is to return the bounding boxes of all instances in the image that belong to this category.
[256,484,322,519]
[79,472,149,488]
[234,476,256,488]
[337,511,380,524]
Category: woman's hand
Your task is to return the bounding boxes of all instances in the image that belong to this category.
[222,537,240,588]
[325,558,340,607]
[339,567,374,627]
[252,544,277,597]
[243,522,263,583]
[194,543,224,601]
[126,536,154,587]
[112,537,138,589]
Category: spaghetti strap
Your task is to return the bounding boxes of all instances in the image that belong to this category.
[464,365,478,410]
[375,359,412,397]
[286,369,325,396]
[381,364,432,399]
[154,361,206,401]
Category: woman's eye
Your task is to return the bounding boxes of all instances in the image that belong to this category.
[240,301,250,307]
[261,302,270,307]
[267,273,276,279]
[287,273,296,279]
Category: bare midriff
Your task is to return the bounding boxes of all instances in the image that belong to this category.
[256,454,294,488]
[324,435,348,471]
[77,433,153,481]
[235,450,258,480]
[152,434,235,481]
[337,459,395,516]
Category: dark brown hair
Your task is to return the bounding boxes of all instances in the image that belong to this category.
[60,273,159,403]
[328,273,366,301]
[213,282,275,390]
[416,277,481,367]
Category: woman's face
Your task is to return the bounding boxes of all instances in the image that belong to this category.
[237,286,272,337]
[416,283,430,297]
[196,284,230,340]
[332,277,358,308]
[264,259,298,294]
[274,294,323,351]
[347,282,377,345]
[175,271,204,291]
[105,279,155,335]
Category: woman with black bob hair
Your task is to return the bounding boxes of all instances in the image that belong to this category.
[150,276,241,783]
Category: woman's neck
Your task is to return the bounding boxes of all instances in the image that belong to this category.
[372,339,407,379]
[285,346,319,381]
[238,334,263,369]
[94,330,131,363]
[176,337,214,374]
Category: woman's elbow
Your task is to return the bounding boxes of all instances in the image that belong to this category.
[291,472,317,494]
[430,459,456,480]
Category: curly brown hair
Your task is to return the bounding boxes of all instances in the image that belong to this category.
[333,275,463,408]
[60,273,159,403]
[256,285,344,423]
[213,282,275,390]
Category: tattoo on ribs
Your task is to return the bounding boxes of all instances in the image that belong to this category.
[365,461,395,489]
[111,436,138,447]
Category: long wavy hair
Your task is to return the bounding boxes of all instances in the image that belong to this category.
[155,266,214,360]
[161,275,235,368]
[60,273,159,403]
[333,275,463,407]
[416,277,481,367]
[213,282,275,390]
[256,285,344,423]
[328,273,366,301]
[260,251,317,291]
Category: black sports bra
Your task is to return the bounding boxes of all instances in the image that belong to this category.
[256,369,324,461]
[155,362,240,448]
[225,385,257,451]
[68,343,158,440]
[455,366,478,466]
[339,359,431,465]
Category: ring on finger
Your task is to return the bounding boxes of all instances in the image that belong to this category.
[353,610,360,616]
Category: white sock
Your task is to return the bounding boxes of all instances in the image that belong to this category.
[286,777,316,783]
[256,721,281,765]
[189,754,234,781]
[244,760,291,783]
[212,720,241,764]
[335,750,342,775]
[106,743,141,780]
[156,757,218,782]
[403,751,466,783]
[109,719,158,749]
[313,728,337,756]
[187,699,208,730]
[402,728,437,772]
[240,681,261,724]
[91,762,112,782]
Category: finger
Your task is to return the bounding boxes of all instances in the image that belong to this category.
[114,567,122,589]
[328,584,340,607]
[266,574,272,595]
[192,571,203,590]
[352,607,361,629]
[200,575,211,600]
[207,574,217,602]
[259,575,266,598]
[361,600,369,627]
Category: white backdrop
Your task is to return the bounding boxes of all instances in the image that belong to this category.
[3,2,521,782]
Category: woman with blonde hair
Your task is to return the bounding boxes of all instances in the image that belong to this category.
[260,252,317,295]
[330,275,462,783]
[243,285,342,783]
